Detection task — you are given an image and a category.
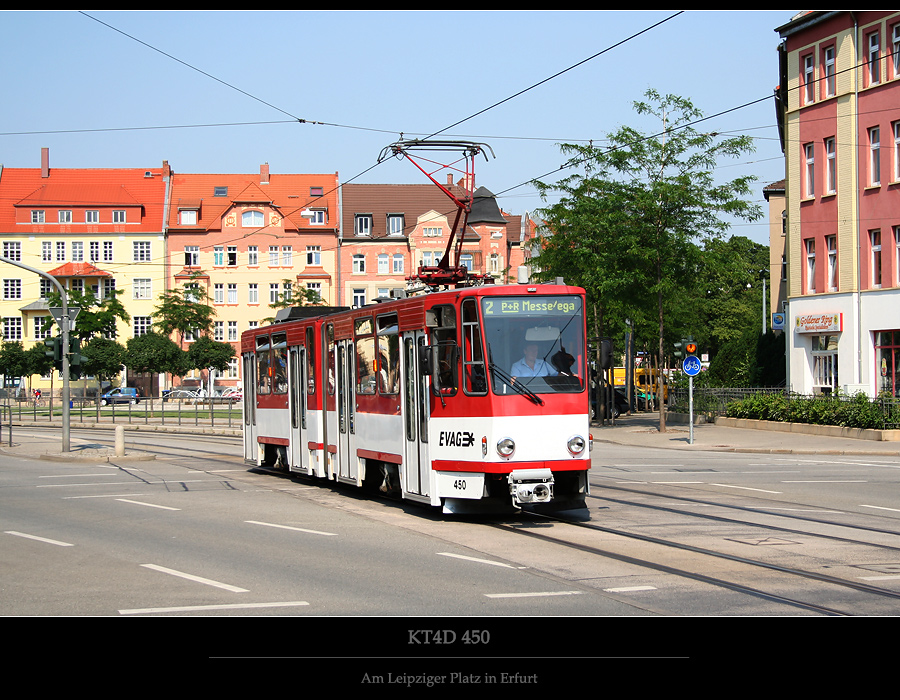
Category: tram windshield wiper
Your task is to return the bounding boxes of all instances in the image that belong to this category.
[488,361,544,406]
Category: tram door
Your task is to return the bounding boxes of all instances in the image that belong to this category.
[242,352,257,463]
[288,346,307,472]
[402,332,430,498]
[335,340,357,483]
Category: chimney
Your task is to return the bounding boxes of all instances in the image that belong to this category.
[447,174,453,187]
[41,147,49,178]
[261,163,269,185]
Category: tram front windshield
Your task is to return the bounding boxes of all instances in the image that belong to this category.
[481,295,585,396]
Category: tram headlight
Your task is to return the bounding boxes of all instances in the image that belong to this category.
[497,438,516,457]
[567,435,586,456]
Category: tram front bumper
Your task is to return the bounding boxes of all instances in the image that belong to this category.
[508,468,554,506]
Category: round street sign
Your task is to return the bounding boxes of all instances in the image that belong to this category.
[682,355,701,376]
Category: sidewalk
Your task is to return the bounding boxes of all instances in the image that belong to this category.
[592,412,900,457]
[1,413,899,463]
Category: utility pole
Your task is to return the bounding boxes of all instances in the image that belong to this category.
[0,256,72,452]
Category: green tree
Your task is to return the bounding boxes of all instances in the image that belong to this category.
[125,332,190,377]
[153,278,216,348]
[262,278,323,324]
[533,89,761,430]
[44,287,131,341]
[82,336,127,385]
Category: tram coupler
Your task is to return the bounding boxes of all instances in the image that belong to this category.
[508,468,554,506]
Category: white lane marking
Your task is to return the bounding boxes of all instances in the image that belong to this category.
[782,480,866,483]
[116,499,181,511]
[5,530,73,547]
[861,504,900,513]
[710,483,782,494]
[859,575,900,581]
[604,586,657,593]
[140,564,248,593]
[485,591,583,598]
[63,493,144,499]
[438,552,516,568]
[119,601,310,615]
[39,473,112,478]
[245,520,337,536]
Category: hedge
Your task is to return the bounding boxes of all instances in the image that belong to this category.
[725,392,900,430]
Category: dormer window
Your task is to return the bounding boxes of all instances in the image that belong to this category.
[242,210,264,227]
[179,209,198,225]
[214,186,228,197]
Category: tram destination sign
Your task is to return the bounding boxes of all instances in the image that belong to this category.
[482,296,579,316]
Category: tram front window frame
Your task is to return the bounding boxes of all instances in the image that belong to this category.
[480,294,586,397]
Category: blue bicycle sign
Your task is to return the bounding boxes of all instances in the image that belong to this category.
[682,355,701,376]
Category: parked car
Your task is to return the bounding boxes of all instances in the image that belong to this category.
[99,387,142,406]
[221,388,243,402]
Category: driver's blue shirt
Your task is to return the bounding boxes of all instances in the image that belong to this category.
[510,357,556,377]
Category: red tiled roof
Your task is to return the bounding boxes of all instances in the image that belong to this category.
[0,165,167,231]
[46,261,112,277]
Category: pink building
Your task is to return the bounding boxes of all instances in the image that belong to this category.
[776,11,900,396]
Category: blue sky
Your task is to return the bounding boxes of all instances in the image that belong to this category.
[1,10,797,244]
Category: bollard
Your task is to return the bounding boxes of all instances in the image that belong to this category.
[115,425,125,457]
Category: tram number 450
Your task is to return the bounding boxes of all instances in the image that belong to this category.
[453,479,468,491]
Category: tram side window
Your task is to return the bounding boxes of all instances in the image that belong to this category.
[306,326,316,394]
[355,317,376,395]
[429,304,458,395]
[272,332,288,394]
[377,313,400,395]
[256,336,271,395]
[326,324,336,395]
[462,298,487,394]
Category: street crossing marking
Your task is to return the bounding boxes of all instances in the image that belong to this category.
[246,520,337,536]
[141,564,248,593]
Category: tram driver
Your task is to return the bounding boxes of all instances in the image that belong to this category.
[510,342,556,382]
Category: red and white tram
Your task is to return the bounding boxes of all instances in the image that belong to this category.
[240,283,592,513]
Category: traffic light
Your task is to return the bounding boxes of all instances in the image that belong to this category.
[685,341,698,356]
[43,336,62,370]
[69,336,87,380]
[673,339,685,359]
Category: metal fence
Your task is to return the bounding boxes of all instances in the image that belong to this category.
[0,395,243,429]
[670,387,900,430]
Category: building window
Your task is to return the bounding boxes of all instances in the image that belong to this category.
[871,229,883,288]
[56,241,65,261]
[214,283,224,304]
[58,210,72,224]
[227,246,237,266]
[868,30,881,85]
[89,241,100,261]
[804,143,815,197]
[875,331,900,397]
[3,317,22,341]
[247,246,258,266]
[355,214,372,236]
[133,317,151,337]
[827,235,837,292]
[893,121,900,182]
[308,209,326,225]
[805,238,816,293]
[2,242,21,261]
[423,227,442,237]
[71,241,83,262]
[378,254,389,274]
[811,335,839,393]
[869,127,881,186]
[306,246,321,265]
[803,53,815,104]
[242,210,264,227]
[85,210,99,224]
[42,242,51,262]
[214,321,224,341]
[228,321,238,342]
[133,241,150,262]
[214,246,224,266]
[227,283,237,304]
[392,254,404,274]
[823,45,835,97]
[895,227,900,286]
[388,214,404,236]
[70,279,84,295]
[31,210,45,224]
[103,241,113,262]
[179,209,197,225]
[3,279,22,300]
[33,316,50,340]
[352,288,366,308]
[352,254,366,273]
[248,284,258,304]
[184,246,199,266]
[268,246,279,266]
[281,246,292,266]
[306,283,322,303]
[269,283,279,304]
[112,210,126,224]
[133,278,152,300]
[825,137,836,194]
